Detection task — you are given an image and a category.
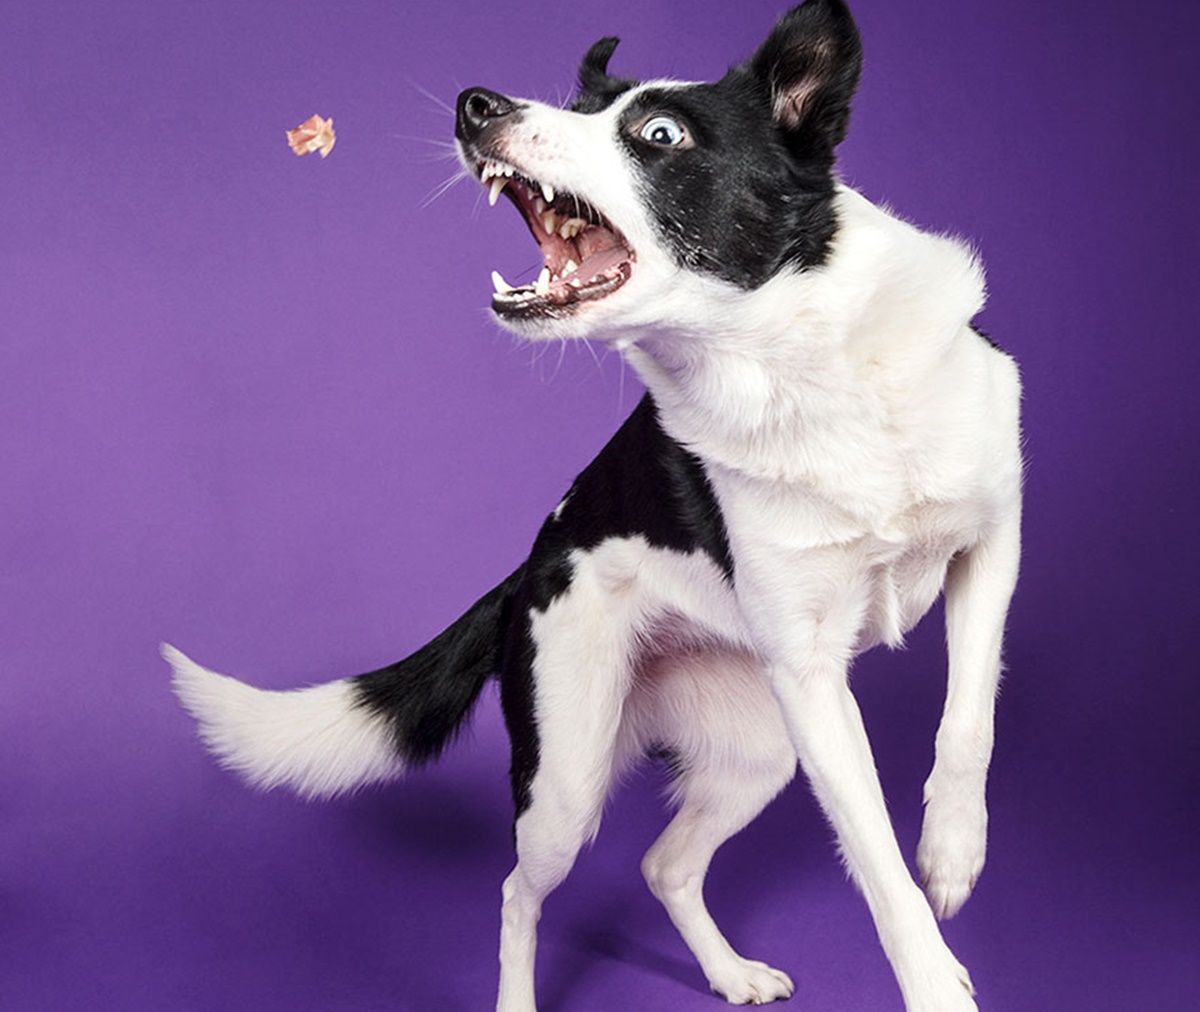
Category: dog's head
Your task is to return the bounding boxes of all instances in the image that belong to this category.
[455,0,862,342]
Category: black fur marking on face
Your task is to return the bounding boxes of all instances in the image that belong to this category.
[500,393,733,821]
[618,80,843,288]
[614,0,862,289]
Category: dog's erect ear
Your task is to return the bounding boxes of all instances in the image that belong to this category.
[579,37,621,93]
[748,0,862,149]
[574,37,639,113]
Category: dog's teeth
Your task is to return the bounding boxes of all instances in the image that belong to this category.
[488,177,508,206]
[559,218,587,239]
[491,270,514,294]
[535,266,551,296]
[534,197,546,215]
[563,259,579,276]
[541,181,555,202]
[542,211,559,235]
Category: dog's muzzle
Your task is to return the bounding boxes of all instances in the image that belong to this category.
[455,87,635,322]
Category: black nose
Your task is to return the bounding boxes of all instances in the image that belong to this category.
[455,87,520,144]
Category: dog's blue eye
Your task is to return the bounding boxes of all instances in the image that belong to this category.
[640,116,687,147]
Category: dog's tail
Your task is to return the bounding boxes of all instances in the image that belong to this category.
[165,568,524,800]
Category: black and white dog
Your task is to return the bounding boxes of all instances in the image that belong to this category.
[168,2,1022,1009]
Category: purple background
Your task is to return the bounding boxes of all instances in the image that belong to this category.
[3,1,1197,1009]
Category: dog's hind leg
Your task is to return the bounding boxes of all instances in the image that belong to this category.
[494,551,643,1012]
[632,651,798,1005]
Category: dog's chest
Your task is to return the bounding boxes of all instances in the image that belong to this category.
[708,468,982,650]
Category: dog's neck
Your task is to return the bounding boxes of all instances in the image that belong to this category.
[618,187,986,498]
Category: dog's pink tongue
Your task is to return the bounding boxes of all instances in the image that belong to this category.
[572,245,627,280]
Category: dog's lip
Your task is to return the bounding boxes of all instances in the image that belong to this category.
[473,157,635,318]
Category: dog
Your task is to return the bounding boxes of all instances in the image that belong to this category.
[167,1,1022,1008]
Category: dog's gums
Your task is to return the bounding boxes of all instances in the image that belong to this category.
[476,158,634,317]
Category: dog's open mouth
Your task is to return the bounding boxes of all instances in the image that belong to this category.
[476,159,634,318]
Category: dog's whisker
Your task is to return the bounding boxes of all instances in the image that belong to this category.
[407,78,456,116]
[421,168,471,208]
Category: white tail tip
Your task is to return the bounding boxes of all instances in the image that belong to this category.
[164,643,403,799]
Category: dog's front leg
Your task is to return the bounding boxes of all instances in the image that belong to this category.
[918,508,1021,919]
[738,552,978,1012]
[770,663,977,1011]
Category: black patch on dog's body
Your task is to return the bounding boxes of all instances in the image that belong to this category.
[350,395,730,822]
[971,324,1009,356]
[500,393,731,817]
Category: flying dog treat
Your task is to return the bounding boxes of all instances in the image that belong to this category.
[287,114,336,158]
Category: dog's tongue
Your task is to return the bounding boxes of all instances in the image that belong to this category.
[569,244,627,283]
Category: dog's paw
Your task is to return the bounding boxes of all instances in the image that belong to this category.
[907,976,978,1012]
[905,957,977,1012]
[916,795,987,920]
[708,957,795,1005]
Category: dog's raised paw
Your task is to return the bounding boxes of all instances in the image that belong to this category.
[917,797,987,920]
[709,957,795,1005]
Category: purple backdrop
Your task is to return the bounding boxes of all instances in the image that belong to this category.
[3,1,1197,1009]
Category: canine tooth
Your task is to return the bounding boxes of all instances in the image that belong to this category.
[535,266,551,295]
[488,176,508,206]
[534,197,546,215]
[542,211,559,234]
[563,259,579,275]
[541,181,555,202]
[491,270,513,294]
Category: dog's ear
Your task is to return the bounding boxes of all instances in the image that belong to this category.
[574,37,638,113]
[748,0,862,150]
[579,37,621,94]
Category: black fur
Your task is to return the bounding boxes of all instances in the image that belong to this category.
[612,0,861,287]
[351,569,524,764]
[573,37,638,115]
[350,394,731,823]
[501,394,731,819]
[972,324,1009,355]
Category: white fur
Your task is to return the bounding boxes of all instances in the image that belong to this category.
[496,541,800,1009]
[486,85,1021,1012]
[165,644,402,799]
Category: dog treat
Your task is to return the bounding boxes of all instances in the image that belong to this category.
[287,114,336,158]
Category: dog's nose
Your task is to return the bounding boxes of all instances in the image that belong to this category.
[455,87,519,144]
